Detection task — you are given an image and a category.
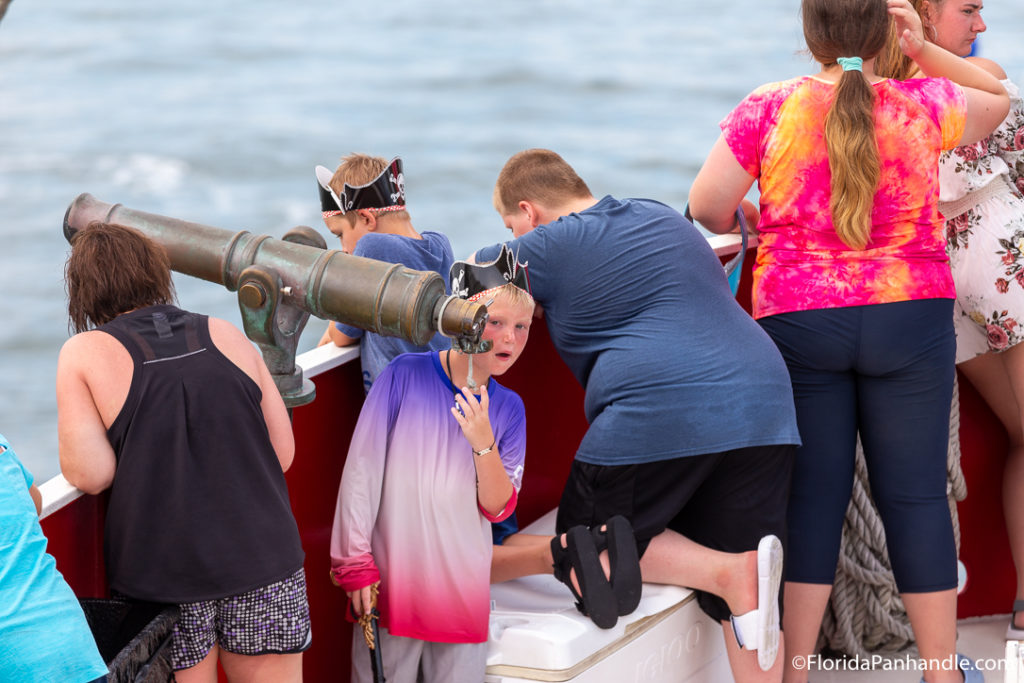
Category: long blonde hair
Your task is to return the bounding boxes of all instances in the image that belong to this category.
[803,0,890,249]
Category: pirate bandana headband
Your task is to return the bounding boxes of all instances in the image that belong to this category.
[315,157,406,216]
[450,244,531,303]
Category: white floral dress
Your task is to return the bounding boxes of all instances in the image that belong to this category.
[943,78,1024,362]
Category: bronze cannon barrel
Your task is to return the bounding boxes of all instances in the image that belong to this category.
[63,193,486,346]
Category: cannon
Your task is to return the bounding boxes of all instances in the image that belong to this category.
[63,193,488,407]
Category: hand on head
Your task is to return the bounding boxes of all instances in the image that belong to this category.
[888,0,926,60]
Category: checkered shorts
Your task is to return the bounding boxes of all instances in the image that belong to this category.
[169,568,311,670]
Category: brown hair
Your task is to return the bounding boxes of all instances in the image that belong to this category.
[65,221,176,333]
[493,149,592,216]
[877,0,936,80]
[803,0,890,249]
[329,153,410,223]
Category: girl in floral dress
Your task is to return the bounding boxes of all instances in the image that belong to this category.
[880,0,1024,640]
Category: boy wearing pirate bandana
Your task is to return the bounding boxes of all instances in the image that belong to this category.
[477,149,801,681]
[315,153,455,392]
[330,249,534,683]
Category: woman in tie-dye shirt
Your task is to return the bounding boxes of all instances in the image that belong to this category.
[688,0,1007,681]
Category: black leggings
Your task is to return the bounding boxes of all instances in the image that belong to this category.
[759,299,958,592]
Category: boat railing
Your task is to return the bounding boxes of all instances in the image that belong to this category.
[38,341,363,520]
[37,230,754,519]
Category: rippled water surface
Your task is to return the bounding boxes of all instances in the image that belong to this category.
[2,0,1022,478]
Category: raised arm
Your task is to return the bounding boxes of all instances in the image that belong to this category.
[452,385,516,518]
[889,0,1008,145]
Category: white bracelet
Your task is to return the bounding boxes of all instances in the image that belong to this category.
[473,441,495,457]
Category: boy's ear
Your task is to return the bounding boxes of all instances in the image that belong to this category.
[518,200,544,228]
[356,209,378,231]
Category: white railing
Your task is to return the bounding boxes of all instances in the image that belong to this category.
[38,231,754,519]
[39,341,362,519]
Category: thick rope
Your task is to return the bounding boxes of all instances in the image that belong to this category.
[819,374,967,656]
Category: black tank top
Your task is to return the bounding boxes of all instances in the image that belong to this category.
[99,305,304,602]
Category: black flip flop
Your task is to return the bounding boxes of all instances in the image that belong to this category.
[591,515,642,616]
[550,525,619,629]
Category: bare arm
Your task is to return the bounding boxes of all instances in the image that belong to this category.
[208,317,295,471]
[56,336,118,495]
[889,0,1008,145]
[256,353,296,471]
[966,57,1007,81]
[452,385,514,516]
[689,134,759,234]
[29,484,42,515]
[317,321,359,348]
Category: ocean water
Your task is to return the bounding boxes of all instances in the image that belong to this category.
[1,0,1022,480]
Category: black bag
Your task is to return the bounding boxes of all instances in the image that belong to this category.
[79,598,180,683]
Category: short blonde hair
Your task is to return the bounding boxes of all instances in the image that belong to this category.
[330,153,411,223]
[483,282,535,313]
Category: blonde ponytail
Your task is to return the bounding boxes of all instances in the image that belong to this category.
[825,71,880,250]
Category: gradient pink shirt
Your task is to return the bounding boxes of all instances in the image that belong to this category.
[330,352,526,643]
[721,76,967,319]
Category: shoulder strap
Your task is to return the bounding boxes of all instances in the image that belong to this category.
[98,316,154,364]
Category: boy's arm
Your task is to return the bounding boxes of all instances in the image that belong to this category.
[318,321,360,347]
[452,386,516,518]
[329,370,395,610]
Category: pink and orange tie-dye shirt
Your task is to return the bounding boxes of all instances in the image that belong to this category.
[721,76,967,319]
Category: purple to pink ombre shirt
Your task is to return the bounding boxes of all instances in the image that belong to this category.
[330,352,526,643]
[720,76,967,319]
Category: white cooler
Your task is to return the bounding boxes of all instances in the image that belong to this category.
[486,511,732,682]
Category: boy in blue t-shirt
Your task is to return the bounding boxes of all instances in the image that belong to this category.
[315,154,455,392]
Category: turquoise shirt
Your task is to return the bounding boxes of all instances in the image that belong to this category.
[0,434,108,682]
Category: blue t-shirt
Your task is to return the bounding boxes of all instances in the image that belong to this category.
[476,195,800,466]
[336,231,455,392]
[0,434,108,682]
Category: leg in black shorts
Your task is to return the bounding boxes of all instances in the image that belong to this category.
[556,444,795,622]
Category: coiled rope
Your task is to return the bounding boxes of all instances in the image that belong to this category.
[819,374,967,655]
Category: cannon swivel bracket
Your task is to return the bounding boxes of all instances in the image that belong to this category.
[237,263,316,409]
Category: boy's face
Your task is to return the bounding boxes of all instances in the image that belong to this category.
[324,214,370,254]
[501,209,535,239]
[475,297,533,377]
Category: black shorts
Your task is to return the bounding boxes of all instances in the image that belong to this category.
[556,444,795,622]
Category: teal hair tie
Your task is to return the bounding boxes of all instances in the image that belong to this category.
[837,57,863,72]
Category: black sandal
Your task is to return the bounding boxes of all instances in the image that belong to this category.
[591,515,642,616]
[550,525,618,629]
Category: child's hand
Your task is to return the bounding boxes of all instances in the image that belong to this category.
[348,583,377,617]
[888,0,925,60]
[451,385,496,455]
